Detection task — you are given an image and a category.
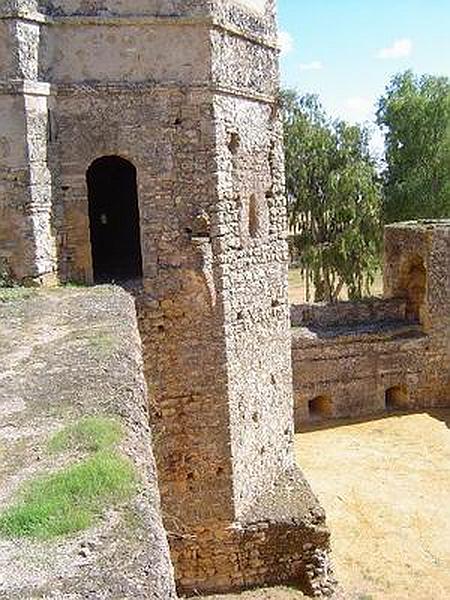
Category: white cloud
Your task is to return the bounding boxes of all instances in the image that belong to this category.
[377,38,413,59]
[299,60,323,71]
[279,30,294,56]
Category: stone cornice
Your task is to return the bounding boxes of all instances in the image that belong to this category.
[56,81,277,105]
[0,12,279,52]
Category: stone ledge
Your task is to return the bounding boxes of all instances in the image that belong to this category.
[169,467,334,598]
[292,321,425,345]
[238,467,326,528]
[0,11,278,50]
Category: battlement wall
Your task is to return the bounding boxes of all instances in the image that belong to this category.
[291,297,407,330]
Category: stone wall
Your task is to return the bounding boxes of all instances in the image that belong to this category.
[132,2,334,595]
[291,221,450,429]
[291,297,406,330]
[0,1,56,282]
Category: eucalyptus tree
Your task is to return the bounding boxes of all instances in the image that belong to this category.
[377,71,450,223]
[282,91,382,302]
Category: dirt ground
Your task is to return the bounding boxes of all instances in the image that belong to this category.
[208,411,450,600]
[298,411,450,600]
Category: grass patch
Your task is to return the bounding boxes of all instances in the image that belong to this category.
[0,451,136,539]
[0,287,35,303]
[49,416,123,454]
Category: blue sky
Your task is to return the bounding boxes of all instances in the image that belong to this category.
[277,0,450,153]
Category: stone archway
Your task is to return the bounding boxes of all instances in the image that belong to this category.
[385,385,409,410]
[87,156,143,283]
[403,257,426,322]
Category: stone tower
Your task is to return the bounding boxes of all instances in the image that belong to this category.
[0,1,334,596]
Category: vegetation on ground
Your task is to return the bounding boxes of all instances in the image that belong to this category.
[377,71,450,223]
[0,287,35,303]
[282,91,382,302]
[0,259,15,289]
[48,416,123,454]
[0,417,135,539]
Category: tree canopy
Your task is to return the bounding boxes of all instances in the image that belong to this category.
[282,91,382,303]
[377,71,450,222]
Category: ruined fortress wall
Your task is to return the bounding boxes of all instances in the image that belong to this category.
[1,1,335,596]
[54,81,240,532]
[135,3,332,596]
[291,297,407,330]
[291,221,450,428]
[384,221,450,404]
[210,20,294,515]
[145,6,334,596]
[384,221,449,332]
[292,326,428,426]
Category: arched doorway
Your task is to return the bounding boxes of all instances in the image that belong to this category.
[403,258,426,322]
[87,156,143,283]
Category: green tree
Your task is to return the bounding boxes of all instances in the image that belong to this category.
[377,71,450,222]
[282,91,382,303]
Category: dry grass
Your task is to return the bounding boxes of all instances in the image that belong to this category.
[288,269,383,304]
[296,411,450,600]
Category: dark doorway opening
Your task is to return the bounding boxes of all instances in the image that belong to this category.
[87,156,143,283]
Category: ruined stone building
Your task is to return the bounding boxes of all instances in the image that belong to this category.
[0,0,336,597]
[292,220,450,428]
[1,1,448,598]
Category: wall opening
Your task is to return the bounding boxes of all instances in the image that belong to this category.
[248,194,260,238]
[385,385,408,410]
[403,257,426,322]
[308,395,333,420]
[87,156,143,283]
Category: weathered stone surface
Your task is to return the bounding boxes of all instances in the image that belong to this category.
[0,286,177,599]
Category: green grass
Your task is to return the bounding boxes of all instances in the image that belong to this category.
[0,451,136,539]
[0,416,135,539]
[48,416,123,454]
